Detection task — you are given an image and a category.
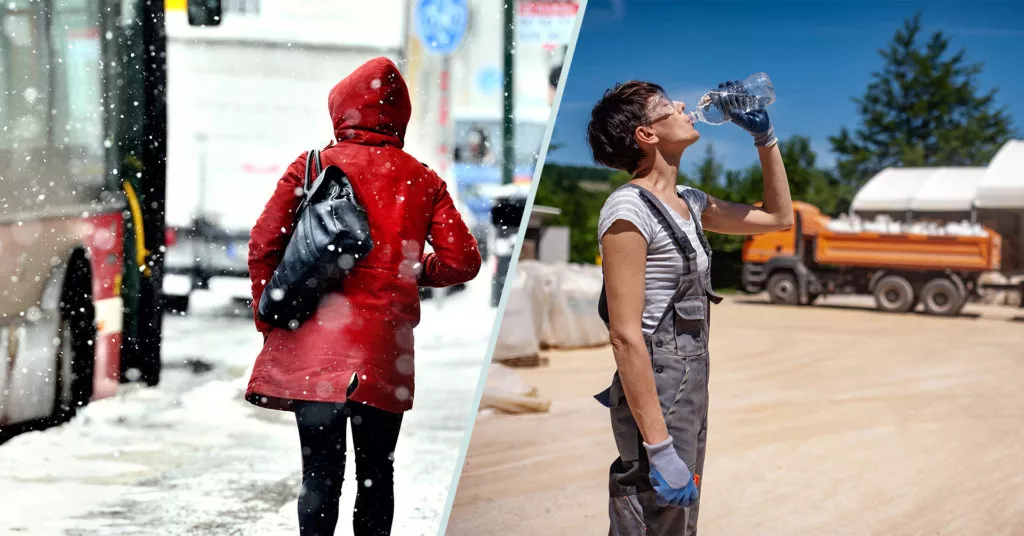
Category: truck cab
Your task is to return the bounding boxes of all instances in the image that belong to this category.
[740,201,828,293]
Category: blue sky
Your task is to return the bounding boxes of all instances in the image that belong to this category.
[547,0,1024,175]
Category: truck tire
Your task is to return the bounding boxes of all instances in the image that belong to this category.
[920,277,964,316]
[767,272,799,305]
[874,274,915,313]
[948,273,968,304]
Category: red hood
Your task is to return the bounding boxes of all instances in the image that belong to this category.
[328,57,411,148]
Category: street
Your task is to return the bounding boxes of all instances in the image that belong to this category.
[447,295,1024,535]
[0,275,495,536]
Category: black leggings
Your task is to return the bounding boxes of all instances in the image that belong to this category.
[294,401,404,536]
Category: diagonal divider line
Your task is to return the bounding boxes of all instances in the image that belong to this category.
[434,1,593,533]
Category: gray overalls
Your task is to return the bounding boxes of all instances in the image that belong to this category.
[596,184,722,536]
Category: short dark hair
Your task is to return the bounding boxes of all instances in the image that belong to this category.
[586,81,666,172]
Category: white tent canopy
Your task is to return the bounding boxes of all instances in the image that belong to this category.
[851,167,984,213]
[910,168,987,211]
[975,139,1024,209]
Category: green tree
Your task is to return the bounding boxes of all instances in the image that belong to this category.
[830,13,1015,186]
[777,136,852,214]
[686,145,748,261]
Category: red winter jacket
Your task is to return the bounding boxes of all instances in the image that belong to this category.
[245,57,481,413]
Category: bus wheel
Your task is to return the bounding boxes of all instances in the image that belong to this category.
[874,274,915,313]
[920,277,964,316]
[53,260,96,422]
[767,272,799,305]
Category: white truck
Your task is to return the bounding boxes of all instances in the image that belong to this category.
[162,1,410,311]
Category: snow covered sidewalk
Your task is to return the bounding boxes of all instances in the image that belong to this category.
[0,277,496,536]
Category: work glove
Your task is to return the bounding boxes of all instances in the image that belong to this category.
[644,437,699,508]
[711,80,777,147]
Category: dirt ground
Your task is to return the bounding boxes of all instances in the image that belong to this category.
[446,295,1024,536]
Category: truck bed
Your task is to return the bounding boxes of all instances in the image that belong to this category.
[814,230,1001,272]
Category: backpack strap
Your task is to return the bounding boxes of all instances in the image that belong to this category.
[295,149,323,221]
[303,149,322,193]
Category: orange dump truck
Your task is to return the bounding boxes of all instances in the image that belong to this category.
[740,202,1003,316]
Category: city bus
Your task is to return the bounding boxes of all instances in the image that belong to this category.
[0,0,183,432]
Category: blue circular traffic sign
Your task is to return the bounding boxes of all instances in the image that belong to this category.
[414,0,469,56]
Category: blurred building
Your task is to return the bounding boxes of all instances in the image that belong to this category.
[404,0,576,256]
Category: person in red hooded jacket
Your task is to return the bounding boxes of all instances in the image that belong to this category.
[245,57,481,536]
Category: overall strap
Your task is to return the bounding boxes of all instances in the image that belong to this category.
[623,183,699,260]
[678,187,712,256]
[623,184,712,328]
[596,184,707,327]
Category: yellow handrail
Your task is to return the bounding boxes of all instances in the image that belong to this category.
[122,180,151,277]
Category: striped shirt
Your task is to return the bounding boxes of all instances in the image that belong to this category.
[597,185,710,334]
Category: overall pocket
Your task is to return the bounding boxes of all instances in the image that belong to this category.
[609,494,648,536]
[673,296,707,356]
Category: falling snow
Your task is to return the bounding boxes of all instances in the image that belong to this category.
[0,0,554,532]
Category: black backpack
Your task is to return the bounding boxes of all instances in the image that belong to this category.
[257,149,374,330]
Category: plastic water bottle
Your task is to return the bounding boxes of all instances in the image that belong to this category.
[688,72,775,125]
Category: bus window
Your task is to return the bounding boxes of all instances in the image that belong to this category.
[49,0,106,198]
[1,2,52,212]
[1,3,50,152]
